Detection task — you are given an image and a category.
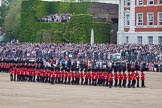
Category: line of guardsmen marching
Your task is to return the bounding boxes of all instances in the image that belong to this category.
[8,66,146,88]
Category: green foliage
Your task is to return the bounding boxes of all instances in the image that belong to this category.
[0,5,9,26]
[2,0,22,41]
[20,1,110,43]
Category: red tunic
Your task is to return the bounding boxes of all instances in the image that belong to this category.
[80,73,83,79]
[50,72,55,79]
[114,72,118,80]
[141,72,145,80]
[9,69,13,75]
[136,72,139,79]
[58,71,61,78]
[108,75,113,81]
[67,72,71,79]
[84,72,88,79]
[128,73,132,81]
[106,73,109,81]
[64,71,68,78]
[132,72,136,80]
[87,73,91,79]
[92,72,96,79]
[122,73,127,80]
[118,73,123,80]
[75,72,78,79]
[72,72,75,79]
[101,73,105,80]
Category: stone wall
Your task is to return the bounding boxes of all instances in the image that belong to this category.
[90,3,118,43]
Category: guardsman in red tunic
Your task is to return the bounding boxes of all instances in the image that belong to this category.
[71,71,75,85]
[21,68,25,81]
[114,71,118,87]
[98,70,102,86]
[64,70,68,84]
[95,72,98,86]
[106,72,109,87]
[25,68,29,81]
[29,69,32,82]
[108,73,113,88]
[55,69,58,83]
[132,71,136,88]
[76,72,80,85]
[67,71,71,84]
[92,71,96,86]
[9,68,13,81]
[61,70,64,84]
[50,71,55,84]
[17,68,20,81]
[58,70,61,84]
[122,71,127,88]
[141,70,145,88]
[32,69,36,82]
[80,71,84,85]
[84,71,88,85]
[127,71,132,88]
[42,70,46,83]
[13,67,17,81]
[87,71,92,85]
[118,71,123,87]
[19,68,23,81]
[74,71,78,85]
[136,71,140,87]
[101,72,105,86]
[47,69,51,83]
[36,70,40,82]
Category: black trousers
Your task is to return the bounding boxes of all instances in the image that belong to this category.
[109,81,113,88]
[132,80,136,88]
[10,74,13,81]
[122,80,126,87]
[119,80,122,87]
[114,80,118,87]
[137,79,139,87]
[58,78,61,84]
[67,78,71,84]
[51,78,54,84]
[81,78,84,85]
[89,79,91,85]
[64,78,67,84]
[127,80,131,88]
[84,79,88,85]
[141,80,145,87]
[71,78,74,85]
[98,79,101,86]
[105,80,109,86]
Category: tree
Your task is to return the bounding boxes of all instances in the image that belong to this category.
[3,0,22,40]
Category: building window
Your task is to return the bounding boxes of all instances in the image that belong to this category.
[147,13,154,26]
[125,0,131,6]
[137,13,143,26]
[158,12,162,25]
[148,0,154,5]
[159,0,162,4]
[137,0,143,5]
[148,36,153,44]
[125,13,130,26]
[159,36,162,44]
[137,36,143,44]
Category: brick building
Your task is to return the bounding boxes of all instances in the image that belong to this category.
[117,0,162,44]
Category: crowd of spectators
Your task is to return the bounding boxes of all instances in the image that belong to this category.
[1,43,162,72]
[37,13,71,23]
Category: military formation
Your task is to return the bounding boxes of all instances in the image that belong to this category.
[3,62,146,88]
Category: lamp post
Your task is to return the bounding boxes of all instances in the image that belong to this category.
[9,31,12,42]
